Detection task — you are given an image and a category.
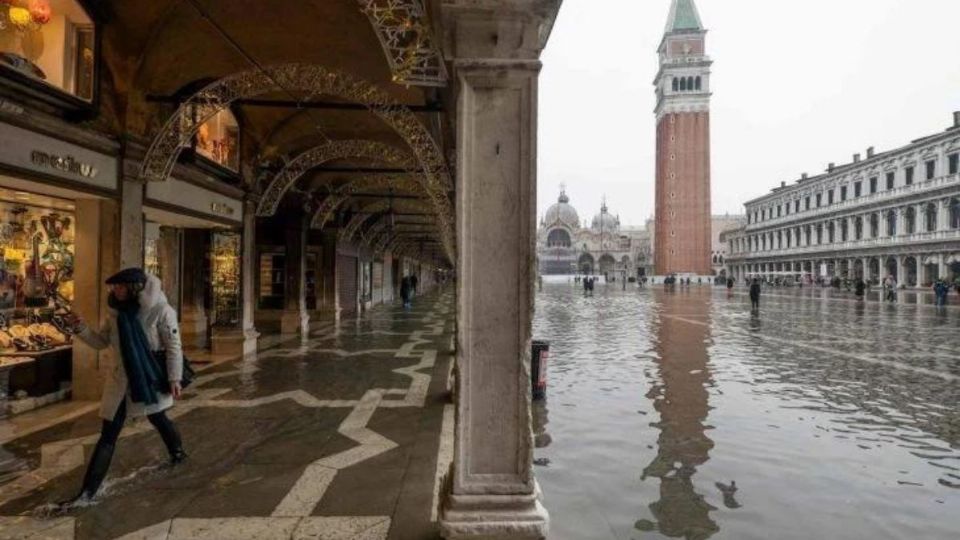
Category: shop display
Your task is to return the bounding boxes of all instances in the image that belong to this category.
[0,201,75,357]
[0,0,96,99]
[183,107,239,171]
[210,231,240,327]
[259,252,284,309]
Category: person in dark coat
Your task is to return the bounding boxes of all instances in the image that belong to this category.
[749,278,761,311]
[855,279,866,299]
[59,268,186,508]
[400,276,412,309]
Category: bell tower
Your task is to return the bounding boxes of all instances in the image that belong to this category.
[654,0,712,276]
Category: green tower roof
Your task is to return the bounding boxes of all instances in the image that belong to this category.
[665,0,704,33]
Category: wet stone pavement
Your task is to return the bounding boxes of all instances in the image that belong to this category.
[533,280,960,540]
[0,290,455,540]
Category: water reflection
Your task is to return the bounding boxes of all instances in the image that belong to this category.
[533,281,960,540]
[635,291,719,539]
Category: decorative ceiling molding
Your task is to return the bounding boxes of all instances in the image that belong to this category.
[137,63,454,261]
[310,174,422,230]
[256,140,413,217]
[357,0,448,87]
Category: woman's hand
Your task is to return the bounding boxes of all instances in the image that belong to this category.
[170,381,182,400]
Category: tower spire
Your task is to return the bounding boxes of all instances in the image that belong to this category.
[664,0,704,34]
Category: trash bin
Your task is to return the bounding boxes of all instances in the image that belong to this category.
[531,340,549,401]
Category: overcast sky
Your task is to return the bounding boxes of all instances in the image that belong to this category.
[537,0,960,227]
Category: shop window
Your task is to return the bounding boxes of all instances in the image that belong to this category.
[0,197,74,311]
[258,251,285,309]
[0,0,95,100]
[187,108,240,171]
[211,232,240,327]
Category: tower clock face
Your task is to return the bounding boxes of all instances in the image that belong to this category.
[682,42,692,55]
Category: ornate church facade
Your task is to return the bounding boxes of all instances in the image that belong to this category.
[537,190,653,278]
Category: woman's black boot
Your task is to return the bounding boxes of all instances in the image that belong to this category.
[55,441,115,511]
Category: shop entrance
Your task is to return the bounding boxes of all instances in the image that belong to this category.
[143,208,241,360]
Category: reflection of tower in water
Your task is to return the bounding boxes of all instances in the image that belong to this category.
[637,295,718,539]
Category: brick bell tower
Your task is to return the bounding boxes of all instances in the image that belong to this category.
[654,0,712,276]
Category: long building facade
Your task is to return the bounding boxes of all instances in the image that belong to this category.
[724,112,960,287]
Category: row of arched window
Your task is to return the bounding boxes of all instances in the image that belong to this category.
[671,76,702,92]
[732,199,960,253]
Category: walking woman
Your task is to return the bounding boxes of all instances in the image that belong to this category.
[60,268,186,508]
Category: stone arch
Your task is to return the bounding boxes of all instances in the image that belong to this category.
[137,63,454,257]
[310,175,421,230]
[598,254,616,275]
[578,253,595,275]
[547,229,572,248]
[257,140,414,217]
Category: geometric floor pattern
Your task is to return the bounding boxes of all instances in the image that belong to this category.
[0,290,455,540]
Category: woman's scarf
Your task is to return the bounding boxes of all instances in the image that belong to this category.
[110,294,164,404]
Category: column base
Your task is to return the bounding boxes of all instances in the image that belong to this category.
[210,327,261,357]
[279,310,310,335]
[440,488,549,540]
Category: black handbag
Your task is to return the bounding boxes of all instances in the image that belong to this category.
[152,350,196,392]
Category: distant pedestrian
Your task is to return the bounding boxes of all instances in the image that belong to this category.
[855,279,866,299]
[884,276,897,302]
[749,278,761,311]
[400,276,412,309]
[934,280,949,306]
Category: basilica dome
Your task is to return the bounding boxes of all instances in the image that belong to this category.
[591,203,620,233]
[543,190,580,230]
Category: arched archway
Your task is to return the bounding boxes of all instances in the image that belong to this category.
[598,254,616,276]
[137,63,454,258]
[547,229,572,248]
[257,140,415,216]
[578,253,595,275]
[310,175,420,229]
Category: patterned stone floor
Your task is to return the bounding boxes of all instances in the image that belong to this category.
[0,290,455,540]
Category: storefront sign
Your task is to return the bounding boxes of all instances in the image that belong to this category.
[30,151,98,179]
[146,177,243,225]
[0,121,118,192]
[210,202,235,217]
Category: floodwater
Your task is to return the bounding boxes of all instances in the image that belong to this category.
[533,279,960,540]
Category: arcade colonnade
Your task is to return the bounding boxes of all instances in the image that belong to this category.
[0,0,561,538]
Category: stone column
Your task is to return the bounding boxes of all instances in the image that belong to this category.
[72,200,118,401]
[938,253,947,282]
[896,209,905,237]
[280,212,309,335]
[239,200,260,354]
[440,3,553,538]
[862,257,870,281]
[119,177,144,268]
[180,229,210,350]
[940,198,951,231]
[319,228,339,317]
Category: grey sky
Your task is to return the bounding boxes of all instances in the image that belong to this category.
[538,0,960,227]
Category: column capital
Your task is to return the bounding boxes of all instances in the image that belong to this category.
[441,0,561,61]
